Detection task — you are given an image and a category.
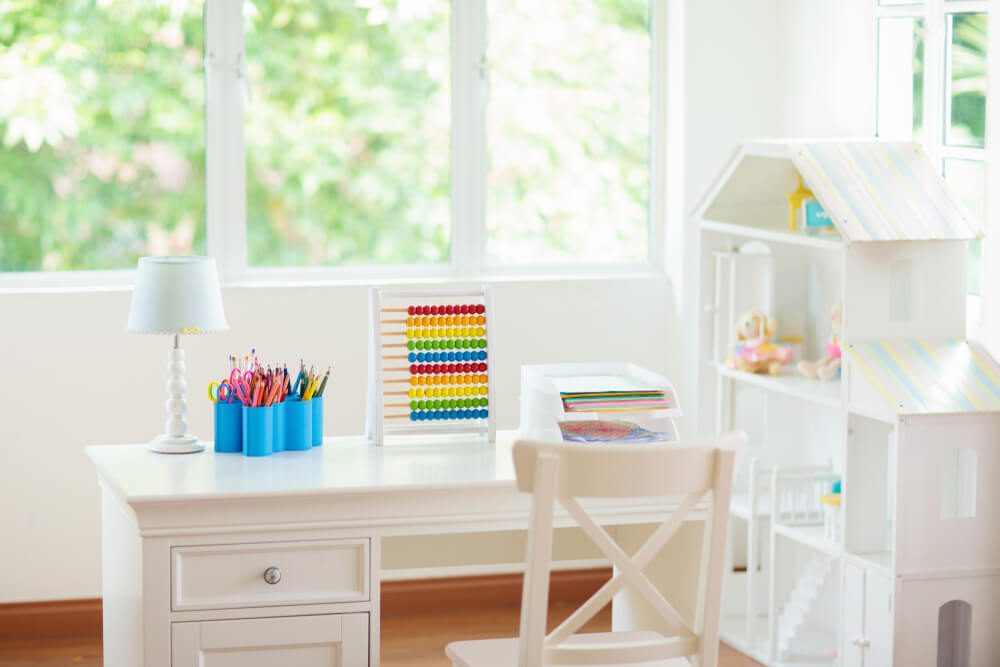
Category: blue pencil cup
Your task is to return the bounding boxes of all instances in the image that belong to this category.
[273,399,286,453]
[242,405,274,457]
[311,395,324,447]
[284,397,312,451]
[214,400,243,453]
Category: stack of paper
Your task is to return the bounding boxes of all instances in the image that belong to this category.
[550,375,672,413]
[558,420,672,443]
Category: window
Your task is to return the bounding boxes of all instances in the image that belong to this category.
[485,0,650,265]
[876,1,987,297]
[0,0,662,282]
[940,447,977,519]
[243,1,452,268]
[0,1,206,272]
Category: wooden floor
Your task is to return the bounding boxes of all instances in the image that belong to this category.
[0,604,762,666]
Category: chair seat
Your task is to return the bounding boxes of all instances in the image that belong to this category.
[445,631,693,667]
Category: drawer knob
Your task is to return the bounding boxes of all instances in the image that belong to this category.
[263,567,282,585]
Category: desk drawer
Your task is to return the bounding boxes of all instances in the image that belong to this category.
[172,538,369,612]
[172,613,369,666]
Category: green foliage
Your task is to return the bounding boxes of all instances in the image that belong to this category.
[949,12,987,146]
[244,0,452,266]
[1,0,651,271]
[913,18,924,136]
[486,0,649,263]
[0,0,206,271]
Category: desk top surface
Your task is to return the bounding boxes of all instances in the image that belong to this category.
[87,431,521,504]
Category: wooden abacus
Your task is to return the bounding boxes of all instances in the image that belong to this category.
[366,287,496,445]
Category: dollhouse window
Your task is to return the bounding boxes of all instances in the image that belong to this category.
[937,600,972,667]
[889,259,912,321]
[940,448,977,519]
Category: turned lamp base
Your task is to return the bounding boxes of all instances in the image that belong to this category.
[147,337,205,454]
[148,433,205,454]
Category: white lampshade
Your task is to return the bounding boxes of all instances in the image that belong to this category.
[127,256,228,334]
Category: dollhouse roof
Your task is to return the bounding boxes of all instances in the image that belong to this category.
[791,142,981,243]
[696,139,982,244]
[845,340,1000,415]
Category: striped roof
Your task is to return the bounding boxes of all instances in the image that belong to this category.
[791,142,981,242]
[845,340,1000,415]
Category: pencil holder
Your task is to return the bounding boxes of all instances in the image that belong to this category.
[272,399,286,453]
[214,400,243,453]
[242,404,274,457]
[311,395,324,447]
[284,397,312,451]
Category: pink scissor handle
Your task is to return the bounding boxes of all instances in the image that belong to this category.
[229,369,252,405]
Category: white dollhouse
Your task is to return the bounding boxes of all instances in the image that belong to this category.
[694,139,1000,666]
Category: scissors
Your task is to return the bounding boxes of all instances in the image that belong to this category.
[207,380,233,404]
[230,368,253,404]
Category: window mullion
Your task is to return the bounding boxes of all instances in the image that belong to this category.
[922,0,945,164]
[650,0,670,272]
[205,0,247,282]
[450,0,488,275]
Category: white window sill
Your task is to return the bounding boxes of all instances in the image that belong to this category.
[0,263,667,296]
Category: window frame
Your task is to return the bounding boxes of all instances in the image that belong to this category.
[876,0,987,167]
[875,0,987,330]
[0,0,669,287]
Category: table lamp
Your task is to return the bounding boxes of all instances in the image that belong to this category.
[127,256,228,453]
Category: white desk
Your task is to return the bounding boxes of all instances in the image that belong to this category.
[88,431,698,667]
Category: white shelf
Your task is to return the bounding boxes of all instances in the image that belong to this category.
[722,614,838,667]
[773,523,840,557]
[843,550,892,575]
[519,363,682,442]
[779,624,839,666]
[701,218,844,252]
[731,492,771,520]
[720,613,771,665]
[713,362,843,410]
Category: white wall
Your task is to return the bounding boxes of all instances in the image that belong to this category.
[0,277,677,602]
[683,0,876,431]
[685,0,876,221]
[0,0,878,604]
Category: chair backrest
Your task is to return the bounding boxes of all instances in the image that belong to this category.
[512,431,745,667]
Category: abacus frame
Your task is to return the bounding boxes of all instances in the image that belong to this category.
[366,286,496,446]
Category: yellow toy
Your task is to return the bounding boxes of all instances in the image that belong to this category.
[786,174,814,231]
[725,309,794,375]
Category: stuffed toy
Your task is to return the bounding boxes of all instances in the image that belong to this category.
[798,304,842,381]
[726,309,793,375]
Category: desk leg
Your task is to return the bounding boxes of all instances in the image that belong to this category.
[611,521,705,634]
[370,535,382,667]
[101,486,171,667]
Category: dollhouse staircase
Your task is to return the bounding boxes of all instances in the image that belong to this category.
[776,553,835,660]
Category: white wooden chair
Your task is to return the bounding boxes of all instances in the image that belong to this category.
[446,432,746,667]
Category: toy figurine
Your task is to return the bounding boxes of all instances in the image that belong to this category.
[726,309,794,375]
[798,304,842,381]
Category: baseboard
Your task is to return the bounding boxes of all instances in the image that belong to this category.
[0,568,611,638]
[0,598,103,640]
[380,567,612,615]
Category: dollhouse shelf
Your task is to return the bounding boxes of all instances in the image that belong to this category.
[720,615,837,667]
[719,615,770,664]
[712,363,842,410]
[843,551,892,576]
[780,626,839,666]
[700,138,995,667]
[701,218,843,252]
[773,523,840,558]
[730,491,770,520]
